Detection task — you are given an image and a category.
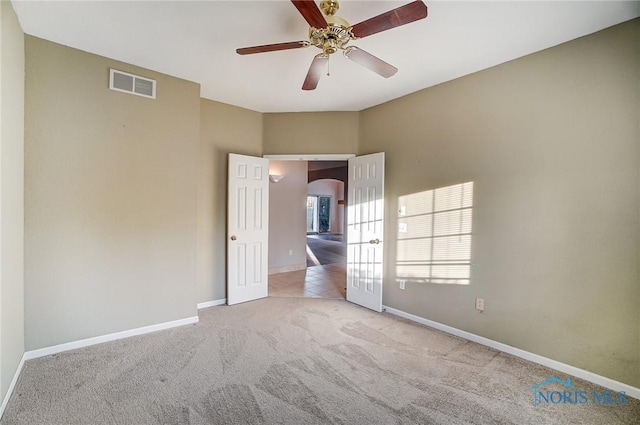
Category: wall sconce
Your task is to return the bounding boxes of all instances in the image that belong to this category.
[269,174,284,183]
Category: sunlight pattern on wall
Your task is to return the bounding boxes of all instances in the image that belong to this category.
[396,182,474,285]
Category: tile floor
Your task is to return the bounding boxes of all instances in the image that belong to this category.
[268,263,346,299]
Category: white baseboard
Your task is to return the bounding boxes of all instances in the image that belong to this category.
[382,305,640,400]
[23,316,199,361]
[0,353,26,420]
[268,263,307,275]
[0,315,199,419]
[197,299,226,309]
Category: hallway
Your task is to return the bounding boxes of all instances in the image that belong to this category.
[305,234,346,267]
[269,234,346,299]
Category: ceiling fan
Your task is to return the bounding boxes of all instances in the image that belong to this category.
[236,0,428,90]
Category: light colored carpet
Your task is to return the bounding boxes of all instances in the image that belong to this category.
[2,297,638,424]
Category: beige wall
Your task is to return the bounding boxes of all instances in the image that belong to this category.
[263,112,359,155]
[0,0,25,400]
[360,19,640,387]
[268,161,308,273]
[24,37,200,350]
[198,99,262,303]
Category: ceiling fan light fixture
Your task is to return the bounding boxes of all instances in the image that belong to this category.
[323,38,338,54]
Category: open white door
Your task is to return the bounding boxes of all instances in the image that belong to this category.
[346,152,385,312]
[227,154,269,305]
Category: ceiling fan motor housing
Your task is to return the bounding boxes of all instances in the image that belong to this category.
[308,15,352,55]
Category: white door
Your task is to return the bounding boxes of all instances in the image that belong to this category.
[227,154,269,305]
[346,152,385,312]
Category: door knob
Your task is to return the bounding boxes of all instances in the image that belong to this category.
[230,235,237,241]
[369,238,380,245]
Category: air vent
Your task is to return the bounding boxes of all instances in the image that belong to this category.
[109,69,156,99]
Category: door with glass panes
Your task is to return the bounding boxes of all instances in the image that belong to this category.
[306,195,331,233]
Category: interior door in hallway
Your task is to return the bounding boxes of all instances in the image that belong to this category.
[346,152,385,312]
[227,154,269,305]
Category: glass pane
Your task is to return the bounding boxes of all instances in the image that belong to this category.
[306,196,317,232]
[318,196,330,233]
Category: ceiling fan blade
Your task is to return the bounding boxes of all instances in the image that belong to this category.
[236,41,309,55]
[350,1,428,39]
[302,54,328,91]
[291,0,327,29]
[344,47,397,78]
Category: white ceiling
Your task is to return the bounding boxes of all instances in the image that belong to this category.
[12,1,639,113]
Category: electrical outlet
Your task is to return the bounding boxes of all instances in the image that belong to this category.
[475,297,485,312]
[399,280,406,290]
[288,250,293,256]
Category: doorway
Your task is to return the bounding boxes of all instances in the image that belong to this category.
[256,153,385,312]
[305,161,347,276]
[269,161,348,300]
[305,176,346,269]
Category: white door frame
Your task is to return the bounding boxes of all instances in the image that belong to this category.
[264,154,355,161]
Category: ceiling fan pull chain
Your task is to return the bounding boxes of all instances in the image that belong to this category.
[327,55,331,77]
